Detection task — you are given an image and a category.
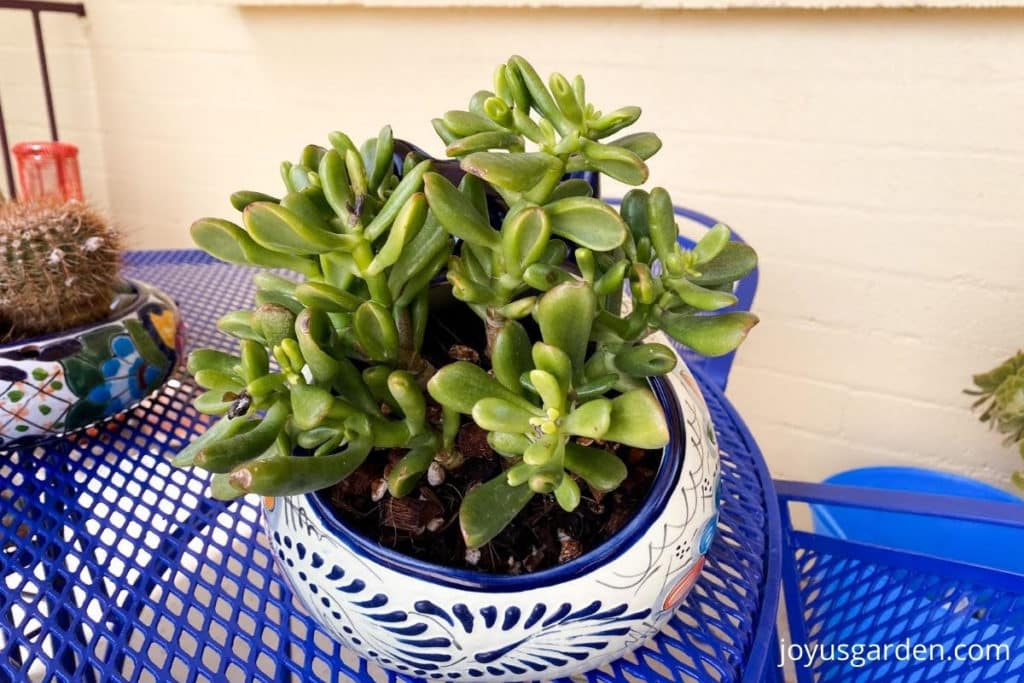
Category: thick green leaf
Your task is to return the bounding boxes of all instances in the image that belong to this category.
[388,370,427,433]
[295,281,363,313]
[291,383,335,431]
[191,218,318,277]
[646,187,680,266]
[589,106,642,138]
[254,303,296,348]
[295,309,340,382]
[442,110,503,136]
[548,178,594,202]
[554,475,581,512]
[483,95,514,127]
[660,311,759,357]
[237,339,268,384]
[195,399,289,473]
[230,190,279,212]
[508,55,571,135]
[602,388,670,449]
[387,445,435,498]
[301,144,327,170]
[364,159,431,241]
[501,206,550,278]
[620,189,649,242]
[461,152,561,193]
[187,349,240,377]
[531,343,572,393]
[614,343,678,377]
[609,132,663,161]
[243,202,355,255]
[535,281,596,378]
[194,369,243,393]
[545,196,627,251]
[691,242,758,287]
[692,223,731,265]
[528,369,564,412]
[472,398,536,432]
[217,310,265,344]
[318,149,353,221]
[580,139,648,186]
[210,473,246,501]
[280,191,329,232]
[353,301,399,363]
[562,398,612,438]
[488,431,531,457]
[491,320,533,393]
[522,263,575,291]
[666,276,738,311]
[428,361,536,415]
[370,125,394,191]
[459,473,534,549]
[549,72,584,127]
[575,373,619,401]
[230,440,373,496]
[565,442,627,492]
[172,413,249,467]
[423,172,499,249]
[366,192,427,275]
[446,131,524,157]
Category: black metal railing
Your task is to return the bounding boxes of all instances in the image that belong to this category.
[0,1,87,199]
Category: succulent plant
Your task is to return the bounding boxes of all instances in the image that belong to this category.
[968,352,1024,488]
[0,199,121,342]
[179,55,759,550]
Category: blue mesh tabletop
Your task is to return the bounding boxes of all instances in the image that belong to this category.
[0,250,782,683]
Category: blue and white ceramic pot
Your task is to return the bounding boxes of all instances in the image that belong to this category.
[261,146,718,678]
[0,279,184,448]
[264,333,720,680]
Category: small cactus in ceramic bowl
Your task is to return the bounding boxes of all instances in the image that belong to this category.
[0,199,184,448]
[178,56,758,680]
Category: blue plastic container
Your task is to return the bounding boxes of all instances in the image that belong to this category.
[812,466,1024,573]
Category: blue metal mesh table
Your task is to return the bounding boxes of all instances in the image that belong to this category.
[0,250,781,683]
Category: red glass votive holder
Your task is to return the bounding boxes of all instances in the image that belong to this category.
[12,141,83,201]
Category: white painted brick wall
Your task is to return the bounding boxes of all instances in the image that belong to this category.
[3,1,1022,491]
[0,9,107,207]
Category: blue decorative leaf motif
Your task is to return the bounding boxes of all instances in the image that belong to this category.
[271,496,657,679]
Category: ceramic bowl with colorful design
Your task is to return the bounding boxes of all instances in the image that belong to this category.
[263,331,720,681]
[0,279,184,448]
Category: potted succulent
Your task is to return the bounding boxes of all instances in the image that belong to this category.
[968,352,1024,488]
[177,55,758,680]
[0,199,183,447]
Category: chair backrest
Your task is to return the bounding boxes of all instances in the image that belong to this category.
[603,199,760,391]
[774,479,1024,682]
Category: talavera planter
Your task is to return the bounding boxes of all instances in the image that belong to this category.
[0,279,184,448]
[264,332,720,681]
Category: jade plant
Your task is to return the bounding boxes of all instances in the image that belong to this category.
[0,199,121,342]
[177,55,758,550]
[968,352,1024,488]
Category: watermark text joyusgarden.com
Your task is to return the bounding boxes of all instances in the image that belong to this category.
[778,637,1012,669]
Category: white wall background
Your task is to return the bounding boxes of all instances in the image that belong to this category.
[3,1,1023,490]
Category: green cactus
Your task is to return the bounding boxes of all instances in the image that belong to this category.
[0,199,122,342]
[179,56,760,550]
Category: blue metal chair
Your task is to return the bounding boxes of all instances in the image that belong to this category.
[775,480,1024,681]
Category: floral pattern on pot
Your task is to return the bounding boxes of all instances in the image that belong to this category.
[264,333,720,681]
[0,279,184,448]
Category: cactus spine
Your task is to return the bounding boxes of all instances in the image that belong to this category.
[0,200,121,342]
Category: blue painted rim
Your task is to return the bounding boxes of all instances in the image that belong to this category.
[0,278,154,350]
[304,374,685,592]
